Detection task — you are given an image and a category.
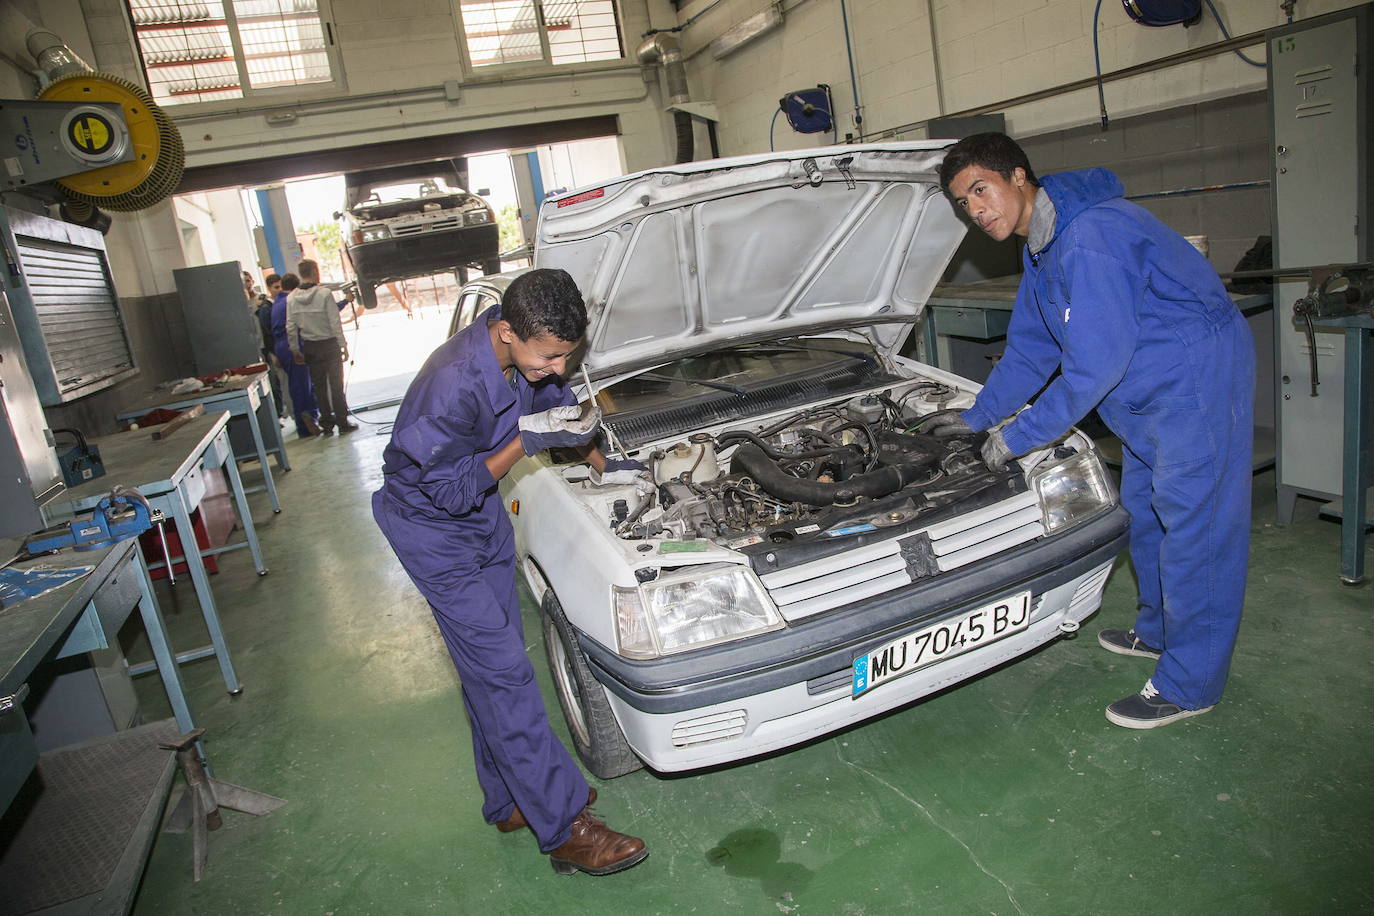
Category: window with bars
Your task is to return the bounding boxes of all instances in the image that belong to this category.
[458,0,623,69]
[126,0,342,105]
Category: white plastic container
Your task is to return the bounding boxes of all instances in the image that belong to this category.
[655,438,719,483]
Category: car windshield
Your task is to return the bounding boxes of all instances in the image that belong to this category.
[597,338,880,415]
[356,178,463,206]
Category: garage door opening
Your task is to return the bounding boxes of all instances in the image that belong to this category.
[170,135,623,427]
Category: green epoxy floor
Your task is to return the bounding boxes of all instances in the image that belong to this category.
[126,417,1374,915]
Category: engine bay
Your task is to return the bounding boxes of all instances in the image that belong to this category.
[591,381,1026,555]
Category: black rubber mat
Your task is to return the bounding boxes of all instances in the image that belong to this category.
[0,719,181,914]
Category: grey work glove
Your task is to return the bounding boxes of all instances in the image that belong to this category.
[590,457,652,490]
[981,428,1017,471]
[921,408,975,438]
[518,404,602,455]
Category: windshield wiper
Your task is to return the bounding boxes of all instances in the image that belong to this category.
[636,372,748,396]
[720,343,867,360]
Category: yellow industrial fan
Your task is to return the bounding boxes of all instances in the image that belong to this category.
[2,33,184,222]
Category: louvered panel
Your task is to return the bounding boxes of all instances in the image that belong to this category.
[15,236,134,398]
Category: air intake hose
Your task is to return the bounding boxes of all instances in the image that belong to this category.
[731,443,931,507]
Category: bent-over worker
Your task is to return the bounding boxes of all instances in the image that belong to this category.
[929,133,1254,729]
[372,268,650,875]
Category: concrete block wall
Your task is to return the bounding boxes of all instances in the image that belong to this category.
[1017,90,1271,275]
[681,0,1365,156]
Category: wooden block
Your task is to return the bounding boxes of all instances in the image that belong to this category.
[150,404,206,441]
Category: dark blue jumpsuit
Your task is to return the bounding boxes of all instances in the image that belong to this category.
[961,169,1254,710]
[270,291,318,429]
[372,306,591,850]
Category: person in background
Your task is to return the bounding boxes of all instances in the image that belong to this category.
[243,269,260,314]
[272,273,320,438]
[930,132,1254,730]
[286,259,356,434]
[256,274,285,420]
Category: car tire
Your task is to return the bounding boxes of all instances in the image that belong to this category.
[358,283,378,310]
[541,591,644,780]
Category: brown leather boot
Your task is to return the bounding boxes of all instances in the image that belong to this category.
[495,787,597,833]
[547,807,648,876]
[299,415,321,438]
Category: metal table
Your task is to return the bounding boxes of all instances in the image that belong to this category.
[49,412,264,695]
[1311,313,1372,585]
[0,538,196,812]
[114,371,287,514]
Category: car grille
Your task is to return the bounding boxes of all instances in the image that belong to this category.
[391,216,461,235]
[670,709,748,747]
[760,491,1046,622]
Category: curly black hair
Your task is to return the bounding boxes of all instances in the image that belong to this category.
[937,132,1040,190]
[503,268,588,343]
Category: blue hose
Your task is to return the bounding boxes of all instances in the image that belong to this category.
[1202,0,1266,67]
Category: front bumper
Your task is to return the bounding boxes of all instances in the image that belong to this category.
[347,223,499,283]
[580,505,1128,772]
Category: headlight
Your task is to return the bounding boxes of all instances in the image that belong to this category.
[465,209,491,225]
[1029,450,1117,534]
[361,225,390,241]
[612,564,783,658]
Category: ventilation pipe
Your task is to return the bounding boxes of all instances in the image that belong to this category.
[26,28,94,84]
[637,33,695,164]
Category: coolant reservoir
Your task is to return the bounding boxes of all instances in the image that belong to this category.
[655,436,719,483]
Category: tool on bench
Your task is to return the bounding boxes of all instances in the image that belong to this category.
[1293,266,1374,396]
[22,485,162,557]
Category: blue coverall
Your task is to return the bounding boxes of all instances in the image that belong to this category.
[372,306,591,851]
[961,169,1254,710]
[270,291,319,430]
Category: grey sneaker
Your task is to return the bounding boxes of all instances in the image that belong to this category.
[1098,628,1162,659]
[1106,679,1213,729]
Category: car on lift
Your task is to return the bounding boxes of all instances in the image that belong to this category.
[459,143,1130,778]
[341,160,500,310]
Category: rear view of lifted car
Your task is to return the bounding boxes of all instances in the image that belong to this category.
[490,143,1130,778]
[341,159,500,310]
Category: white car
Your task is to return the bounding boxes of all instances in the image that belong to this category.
[483,143,1129,777]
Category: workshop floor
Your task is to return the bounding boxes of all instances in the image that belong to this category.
[127,416,1373,915]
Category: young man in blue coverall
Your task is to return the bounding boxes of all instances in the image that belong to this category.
[373,269,651,875]
[928,133,1254,729]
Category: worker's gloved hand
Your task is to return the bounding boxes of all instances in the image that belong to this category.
[590,457,651,488]
[981,428,1017,471]
[518,404,602,455]
[921,408,975,438]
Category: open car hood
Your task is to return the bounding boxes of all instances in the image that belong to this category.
[534,142,967,380]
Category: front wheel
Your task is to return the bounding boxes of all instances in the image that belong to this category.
[541,591,643,779]
[357,283,378,310]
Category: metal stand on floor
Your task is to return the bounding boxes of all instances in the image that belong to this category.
[1311,313,1372,585]
[1293,268,1374,585]
[160,729,287,882]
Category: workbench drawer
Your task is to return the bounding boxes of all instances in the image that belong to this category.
[931,306,1013,340]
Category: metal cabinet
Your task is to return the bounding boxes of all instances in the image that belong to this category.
[1270,5,1373,519]
[0,206,137,407]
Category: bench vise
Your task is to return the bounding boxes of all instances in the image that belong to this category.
[24,486,162,556]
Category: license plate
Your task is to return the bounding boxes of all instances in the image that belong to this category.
[852,591,1032,697]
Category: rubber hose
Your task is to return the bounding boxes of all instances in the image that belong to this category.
[731,443,929,507]
[716,430,856,461]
